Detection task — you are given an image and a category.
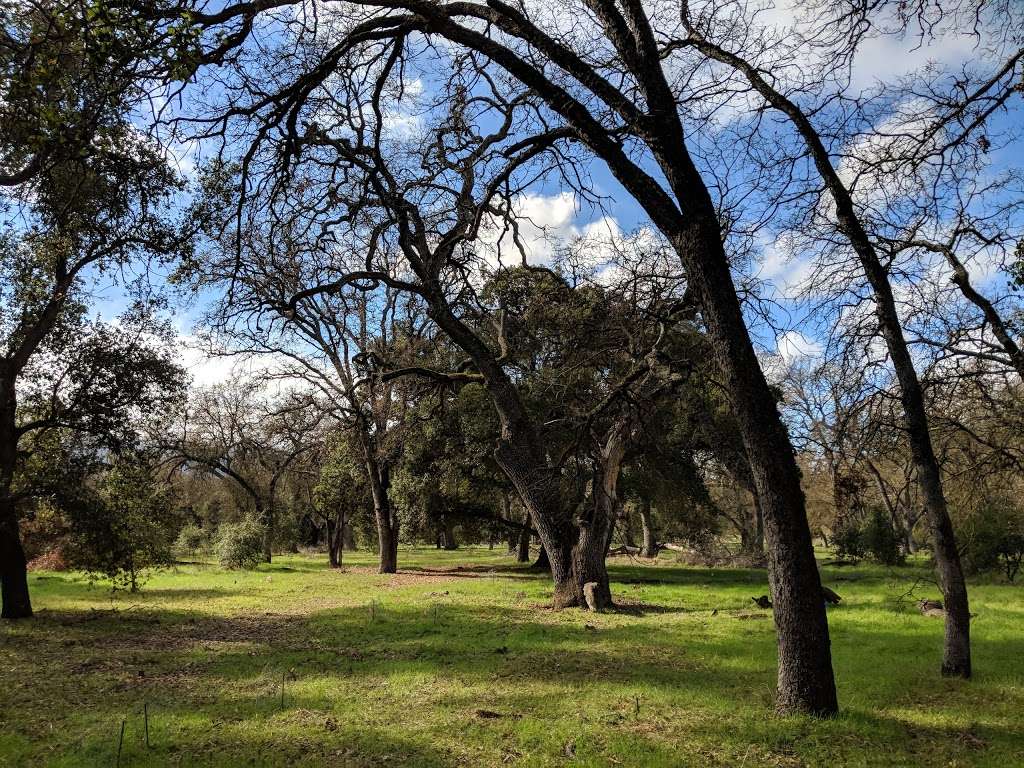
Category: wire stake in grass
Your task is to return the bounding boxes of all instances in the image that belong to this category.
[634,695,641,718]
[281,671,286,708]
[115,718,126,767]
[144,702,150,748]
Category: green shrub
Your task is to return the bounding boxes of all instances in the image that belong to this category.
[959,500,1024,579]
[173,523,208,558]
[832,508,904,566]
[861,508,905,566]
[832,519,867,561]
[216,518,265,569]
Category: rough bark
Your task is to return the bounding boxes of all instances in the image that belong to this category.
[688,30,971,681]
[574,422,629,610]
[326,510,345,568]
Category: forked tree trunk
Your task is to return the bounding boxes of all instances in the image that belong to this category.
[326,511,345,568]
[639,498,657,558]
[574,422,629,610]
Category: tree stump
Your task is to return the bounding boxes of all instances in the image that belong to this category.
[583,582,606,612]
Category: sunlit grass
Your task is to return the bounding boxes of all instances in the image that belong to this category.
[1,547,1021,766]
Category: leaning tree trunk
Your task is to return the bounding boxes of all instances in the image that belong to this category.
[639,498,657,558]
[425,301,578,606]
[656,217,838,715]
[697,45,970,680]
[494,437,576,605]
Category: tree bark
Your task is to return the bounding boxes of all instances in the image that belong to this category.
[688,33,970,680]
[423,299,579,606]
[517,510,531,563]
[0,514,32,619]
[259,503,273,564]
[441,516,458,550]
[639,498,657,558]
[574,422,629,610]
[326,509,345,568]
[1,382,32,619]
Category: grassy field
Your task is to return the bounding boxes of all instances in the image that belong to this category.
[1,548,1022,767]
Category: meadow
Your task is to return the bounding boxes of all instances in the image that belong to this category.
[1,548,1021,767]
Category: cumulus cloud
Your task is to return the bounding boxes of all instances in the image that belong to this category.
[478,192,621,268]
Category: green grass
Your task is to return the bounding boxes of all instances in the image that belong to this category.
[2,547,1022,767]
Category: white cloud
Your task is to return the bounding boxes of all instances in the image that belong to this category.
[479,191,591,267]
[757,232,814,299]
[776,331,823,364]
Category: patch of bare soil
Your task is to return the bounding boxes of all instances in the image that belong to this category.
[344,566,468,587]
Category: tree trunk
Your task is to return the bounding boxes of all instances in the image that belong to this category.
[517,510,531,563]
[639,498,657,558]
[696,45,971,680]
[258,503,273,564]
[1,392,32,619]
[442,516,458,550]
[424,301,578,606]
[531,543,550,572]
[494,439,576,605]
[0,514,32,619]
[753,494,765,554]
[326,510,345,568]
[574,423,629,610]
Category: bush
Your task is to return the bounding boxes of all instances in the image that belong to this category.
[831,519,867,562]
[63,461,176,591]
[832,508,904,566]
[216,517,265,569]
[861,508,905,566]
[173,523,208,559]
[959,500,1024,579]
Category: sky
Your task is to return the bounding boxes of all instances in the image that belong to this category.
[89,0,1023,391]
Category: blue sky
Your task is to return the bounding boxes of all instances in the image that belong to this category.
[85,2,1023,389]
